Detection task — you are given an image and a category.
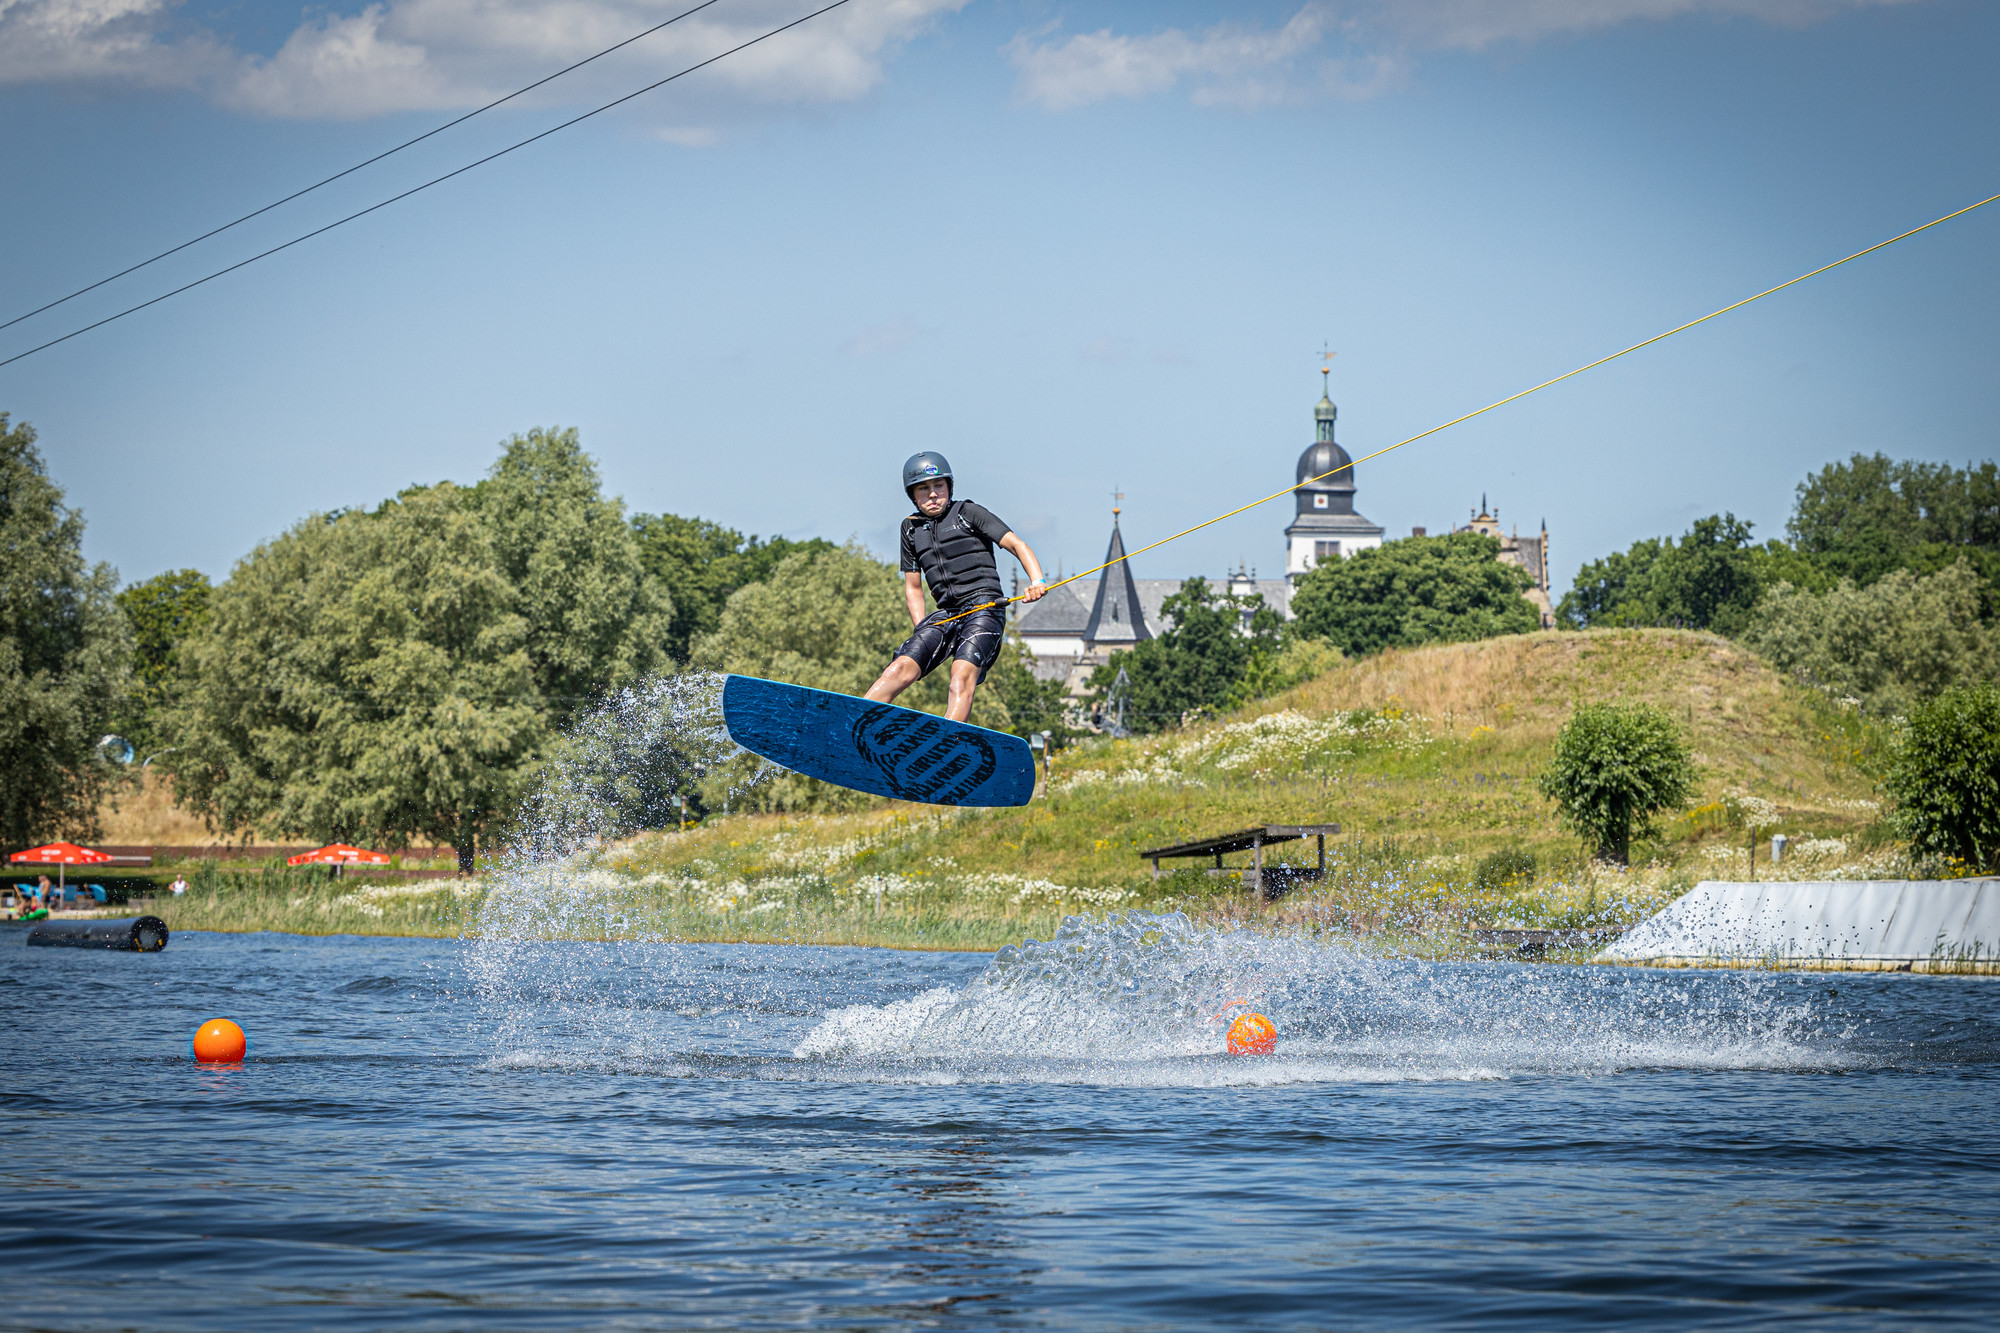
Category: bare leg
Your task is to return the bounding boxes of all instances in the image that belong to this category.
[944,659,981,722]
[865,656,924,704]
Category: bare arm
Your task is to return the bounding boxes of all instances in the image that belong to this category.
[999,532,1048,601]
[903,572,928,626]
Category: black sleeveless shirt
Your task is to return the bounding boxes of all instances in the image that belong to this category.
[899,500,1013,613]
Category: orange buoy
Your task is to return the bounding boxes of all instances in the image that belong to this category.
[192,1018,247,1063]
[1226,1011,1276,1056]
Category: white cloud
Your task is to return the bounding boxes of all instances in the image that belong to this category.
[1007,0,1923,110]
[0,0,225,87]
[0,0,968,124]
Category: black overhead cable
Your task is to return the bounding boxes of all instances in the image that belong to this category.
[0,0,853,372]
[0,0,728,337]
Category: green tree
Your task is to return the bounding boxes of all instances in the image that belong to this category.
[1089,578,1281,733]
[170,486,543,872]
[0,415,132,849]
[630,511,835,663]
[1789,452,2000,595]
[1558,536,1665,628]
[1558,514,1818,633]
[470,427,670,722]
[1884,683,2000,873]
[1293,532,1539,656]
[1743,562,1994,715]
[113,568,210,757]
[1536,703,1696,865]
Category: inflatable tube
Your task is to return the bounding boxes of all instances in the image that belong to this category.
[19,907,48,922]
[26,915,168,952]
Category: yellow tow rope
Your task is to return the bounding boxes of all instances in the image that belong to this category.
[939,190,2000,626]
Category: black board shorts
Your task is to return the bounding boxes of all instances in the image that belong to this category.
[894,608,1006,683]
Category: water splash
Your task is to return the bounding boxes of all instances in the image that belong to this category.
[467,672,770,1053]
[795,910,1849,1083]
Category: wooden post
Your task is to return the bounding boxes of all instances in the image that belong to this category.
[1151,856,1160,881]
[1317,833,1325,876]
[1252,831,1263,897]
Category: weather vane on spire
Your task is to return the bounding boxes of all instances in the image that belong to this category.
[1111,486,1125,517]
[1320,344,1336,391]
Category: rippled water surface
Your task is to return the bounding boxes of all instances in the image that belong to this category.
[5,916,1997,1330]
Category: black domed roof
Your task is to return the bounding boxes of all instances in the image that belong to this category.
[1296,440,1355,490]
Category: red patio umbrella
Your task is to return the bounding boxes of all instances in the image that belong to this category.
[10,841,114,891]
[287,844,392,866]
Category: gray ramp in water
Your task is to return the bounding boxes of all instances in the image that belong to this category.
[1598,879,2000,974]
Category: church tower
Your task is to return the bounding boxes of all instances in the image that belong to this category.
[1285,368,1384,581]
[1082,500,1151,652]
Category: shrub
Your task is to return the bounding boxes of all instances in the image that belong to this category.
[1473,847,1537,893]
[1884,683,2000,873]
[1743,561,1993,715]
[1536,703,1696,865]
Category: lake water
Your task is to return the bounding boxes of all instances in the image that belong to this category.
[4,915,1997,1329]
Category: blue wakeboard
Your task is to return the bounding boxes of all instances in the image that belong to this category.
[721,675,1036,807]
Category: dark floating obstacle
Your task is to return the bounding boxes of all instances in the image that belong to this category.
[26,916,169,952]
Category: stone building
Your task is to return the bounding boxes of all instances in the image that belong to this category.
[1455,496,1554,627]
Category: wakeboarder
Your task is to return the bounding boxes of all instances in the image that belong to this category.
[865,452,1048,722]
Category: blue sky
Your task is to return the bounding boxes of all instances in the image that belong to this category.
[2,0,1995,594]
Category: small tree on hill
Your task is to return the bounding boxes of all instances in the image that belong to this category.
[1536,703,1695,865]
[1884,683,2000,873]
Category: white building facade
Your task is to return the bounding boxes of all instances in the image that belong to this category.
[1284,370,1384,581]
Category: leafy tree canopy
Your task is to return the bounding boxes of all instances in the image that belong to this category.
[1789,452,2000,596]
[170,485,543,871]
[469,427,670,721]
[1743,561,1994,715]
[1536,702,1696,865]
[1292,532,1539,656]
[630,511,835,664]
[1884,682,2000,874]
[1558,514,1821,634]
[0,415,132,849]
[1089,578,1283,733]
[113,568,210,757]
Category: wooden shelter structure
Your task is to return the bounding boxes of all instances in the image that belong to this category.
[1137,824,1340,900]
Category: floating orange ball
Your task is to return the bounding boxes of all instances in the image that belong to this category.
[1226,1011,1276,1056]
[192,1018,246,1063]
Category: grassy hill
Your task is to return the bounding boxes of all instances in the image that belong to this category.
[588,628,1893,950]
[141,629,1898,949]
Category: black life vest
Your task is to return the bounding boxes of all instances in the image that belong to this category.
[904,500,1003,612]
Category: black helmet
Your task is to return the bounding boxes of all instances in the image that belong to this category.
[902,451,953,497]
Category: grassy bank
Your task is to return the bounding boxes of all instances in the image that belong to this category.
[138,630,1909,952]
